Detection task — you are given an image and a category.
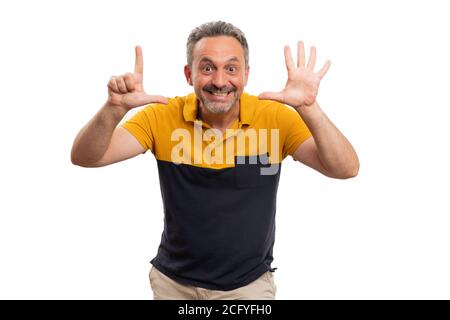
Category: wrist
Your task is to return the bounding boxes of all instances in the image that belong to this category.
[294,100,325,127]
[103,101,129,121]
[294,100,319,115]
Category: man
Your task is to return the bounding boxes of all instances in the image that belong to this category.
[71,21,359,300]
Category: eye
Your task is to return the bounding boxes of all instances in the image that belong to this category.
[227,66,238,73]
[202,64,214,73]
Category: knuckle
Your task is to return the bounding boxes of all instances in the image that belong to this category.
[122,74,129,81]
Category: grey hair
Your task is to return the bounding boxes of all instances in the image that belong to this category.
[186,21,249,68]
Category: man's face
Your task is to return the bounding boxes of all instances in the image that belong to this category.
[185,36,249,114]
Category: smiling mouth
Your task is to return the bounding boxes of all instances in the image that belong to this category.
[204,90,233,97]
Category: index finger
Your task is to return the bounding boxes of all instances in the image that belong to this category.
[134,45,143,74]
[284,45,295,71]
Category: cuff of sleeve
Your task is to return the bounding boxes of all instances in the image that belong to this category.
[121,123,151,152]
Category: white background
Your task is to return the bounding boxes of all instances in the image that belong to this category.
[0,0,449,299]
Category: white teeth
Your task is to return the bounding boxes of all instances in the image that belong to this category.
[212,92,229,96]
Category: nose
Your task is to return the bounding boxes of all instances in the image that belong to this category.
[211,70,228,88]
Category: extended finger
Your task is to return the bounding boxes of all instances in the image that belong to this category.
[148,95,169,105]
[307,46,316,71]
[124,73,135,91]
[284,46,295,71]
[297,41,305,67]
[134,45,143,75]
[258,91,284,103]
[318,60,331,79]
[116,76,128,94]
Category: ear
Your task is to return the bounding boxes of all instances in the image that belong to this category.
[184,65,193,86]
[243,65,250,86]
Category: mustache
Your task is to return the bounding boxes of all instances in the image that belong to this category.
[203,85,237,94]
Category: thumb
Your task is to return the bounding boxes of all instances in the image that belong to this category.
[145,94,169,105]
[258,91,284,102]
[124,93,169,108]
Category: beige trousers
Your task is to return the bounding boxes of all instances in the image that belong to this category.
[149,266,277,300]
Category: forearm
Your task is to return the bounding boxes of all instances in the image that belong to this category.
[71,102,128,166]
[295,101,359,178]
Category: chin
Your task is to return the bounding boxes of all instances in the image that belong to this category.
[204,102,234,114]
[199,93,240,114]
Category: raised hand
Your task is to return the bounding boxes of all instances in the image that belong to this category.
[259,41,331,109]
[107,46,168,109]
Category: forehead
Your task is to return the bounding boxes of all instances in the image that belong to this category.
[192,36,245,64]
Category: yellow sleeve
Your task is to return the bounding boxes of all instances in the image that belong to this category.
[121,105,157,153]
[277,104,312,159]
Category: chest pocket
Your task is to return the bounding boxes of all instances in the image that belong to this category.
[234,153,280,189]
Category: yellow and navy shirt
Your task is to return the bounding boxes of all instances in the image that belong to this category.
[122,92,311,291]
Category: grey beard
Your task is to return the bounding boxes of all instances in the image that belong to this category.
[198,92,239,114]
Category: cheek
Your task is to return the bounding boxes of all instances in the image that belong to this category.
[230,76,244,89]
[192,74,209,86]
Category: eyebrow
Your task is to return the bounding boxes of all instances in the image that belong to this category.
[199,56,240,64]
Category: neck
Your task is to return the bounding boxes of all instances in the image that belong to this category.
[198,101,240,132]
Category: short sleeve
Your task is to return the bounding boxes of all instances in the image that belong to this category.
[277,104,312,159]
[121,105,156,153]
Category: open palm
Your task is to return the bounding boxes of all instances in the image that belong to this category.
[259,41,331,108]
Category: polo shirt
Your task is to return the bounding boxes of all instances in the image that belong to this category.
[122,92,311,290]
